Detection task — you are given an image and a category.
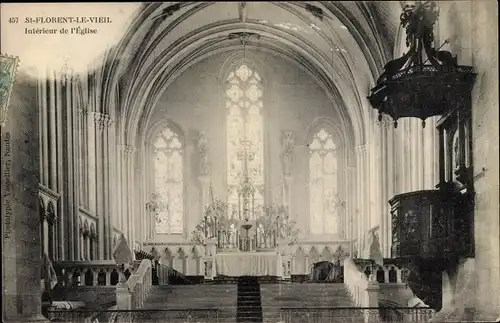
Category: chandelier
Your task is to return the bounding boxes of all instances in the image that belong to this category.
[145,192,169,222]
[367,0,476,128]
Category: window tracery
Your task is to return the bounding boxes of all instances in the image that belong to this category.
[309,128,339,234]
[153,126,184,234]
[225,64,265,217]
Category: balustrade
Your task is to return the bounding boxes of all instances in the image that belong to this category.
[54,260,121,287]
[353,259,409,284]
[116,259,153,310]
[279,307,435,323]
[343,258,380,322]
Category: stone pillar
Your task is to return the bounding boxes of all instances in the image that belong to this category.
[346,166,356,253]
[355,144,368,253]
[103,116,114,259]
[93,112,105,259]
[117,145,125,234]
[199,174,211,220]
[116,284,133,310]
[386,123,394,257]
[40,71,49,187]
[284,175,293,218]
[124,146,136,246]
[1,71,50,322]
[61,72,76,260]
[364,282,381,322]
[87,111,97,216]
[55,74,65,260]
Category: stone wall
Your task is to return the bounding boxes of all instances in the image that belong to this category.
[1,71,47,322]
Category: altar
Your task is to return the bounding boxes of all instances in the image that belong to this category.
[215,251,283,277]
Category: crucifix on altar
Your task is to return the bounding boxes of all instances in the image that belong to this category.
[236,138,258,251]
[236,138,256,222]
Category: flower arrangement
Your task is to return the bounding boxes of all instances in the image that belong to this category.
[259,201,301,246]
[286,217,301,245]
[190,222,206,245]
[205,197,228,219]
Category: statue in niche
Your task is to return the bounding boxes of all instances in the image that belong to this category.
[282,131,295,175]
[197,131,210,175]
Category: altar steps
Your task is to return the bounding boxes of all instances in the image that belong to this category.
[207,275,283,285]
[237,276,263,322]
[260,283,356,322]
[142,284,238,322]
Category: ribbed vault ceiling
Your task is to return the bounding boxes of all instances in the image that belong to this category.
[103,1,403,146]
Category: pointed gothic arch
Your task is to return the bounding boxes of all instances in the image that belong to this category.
[306,119,345,237]
[148,119,187,235]
[222,60,266,216]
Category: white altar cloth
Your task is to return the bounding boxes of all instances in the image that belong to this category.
[215,252,283,277]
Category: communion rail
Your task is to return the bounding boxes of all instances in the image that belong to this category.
[45,307,433,323]
[46,308,220,323]
[279,307,435,323]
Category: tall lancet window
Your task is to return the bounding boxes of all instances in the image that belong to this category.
[309,129,339,234]
[225,64,264,219]
[153,126,184,234]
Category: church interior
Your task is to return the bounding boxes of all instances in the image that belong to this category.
[1,1,499,322]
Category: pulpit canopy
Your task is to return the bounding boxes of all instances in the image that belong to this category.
[367,1,476,128]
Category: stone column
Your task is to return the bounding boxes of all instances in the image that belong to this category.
[117,144,125,234]
[355,144,368,253]
[40,71,49,187]
[1,72,50,322]
[379,121,389,257]
[365,282,381,322]
[199,174,211,220]
[386,122,394,257]
[93,112,105,259]
[346,166,356,255]
[423,117,438,188]
[123,146,136,246]
[103,116,114,259]
[87,111,98,216]
[55,74,65,260]
[284,175,293,219]
[61,72,75,260]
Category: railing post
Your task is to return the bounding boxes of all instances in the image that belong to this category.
[365,281,380,323]
[116,283,132,310]
[396,268,403,283]
[384,267,390,283]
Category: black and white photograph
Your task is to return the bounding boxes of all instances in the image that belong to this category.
[0,1,498,322]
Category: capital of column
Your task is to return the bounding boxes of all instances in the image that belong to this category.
[91,112,113,131]
[355,144,367,154]
[118,144,136,158]
[106,116,114,128]
[77,108,88,117]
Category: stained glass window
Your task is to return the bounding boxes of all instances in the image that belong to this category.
[309,128,339,234]
[154,126,184,234]
[226,64,264,218]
